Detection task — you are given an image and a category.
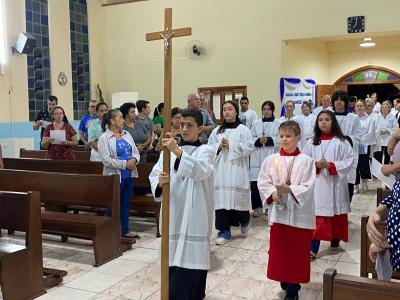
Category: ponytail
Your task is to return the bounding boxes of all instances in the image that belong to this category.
[101,109,120,132]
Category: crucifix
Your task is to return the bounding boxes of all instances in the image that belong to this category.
[146,8,191,300]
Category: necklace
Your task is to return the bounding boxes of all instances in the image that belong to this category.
[320,136,334,160]
[283,156,296,185]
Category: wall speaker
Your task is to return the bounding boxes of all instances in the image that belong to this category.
[11,32,36,55]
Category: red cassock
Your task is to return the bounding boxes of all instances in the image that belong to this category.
[312,214,348,242]
[267,223,313,284]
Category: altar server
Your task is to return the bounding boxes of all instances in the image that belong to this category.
[258,120,316,300]
[331,90,362,201]
[149,109,214,300]
[298,102,317,141]
[208,100,254,245]
[303,110,354,258]
[250,100,280,217]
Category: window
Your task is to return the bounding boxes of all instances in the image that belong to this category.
[0,0,6,75]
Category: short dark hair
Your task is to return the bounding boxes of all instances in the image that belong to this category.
[332,90,350,111]
[171,107,182,117]
[48,95,58,104]
[240,96,249,102]
[136,100,149,113]
[181,109,203,126]
[119,102,136,119]
[96,102,108,112]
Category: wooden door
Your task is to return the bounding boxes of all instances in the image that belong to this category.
[316,85,336,106]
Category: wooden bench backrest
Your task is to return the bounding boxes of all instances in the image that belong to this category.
[0,191,41,244]
[20,148,91,161]
[4,158,103,174]
[377,187,391,207]
[135,163,154,188]
[324,268,400,300]
[0,169,119,212]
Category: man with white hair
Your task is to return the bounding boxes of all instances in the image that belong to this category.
[312,95,333,115]
[187,93,216,143]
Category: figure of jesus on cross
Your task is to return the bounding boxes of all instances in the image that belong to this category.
[146,8,192,300]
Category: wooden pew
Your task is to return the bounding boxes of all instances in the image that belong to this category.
[360,215,400,279]
[377,187,391,207]
[131,163,161,237]
[0,169,122,267]
[4,158,161,237]
[20,148,91,160]
[4,157,103,174]
[0,191,45,300]
[323,268,400,300]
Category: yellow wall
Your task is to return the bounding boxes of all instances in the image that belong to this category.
[2,0,400,123]
[102,0,400,111]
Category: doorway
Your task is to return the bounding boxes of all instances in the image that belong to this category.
[347,83,400,101]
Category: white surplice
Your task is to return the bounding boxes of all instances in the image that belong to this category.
[357,113,378,153]
[313,106,333,116]
[249,118,280,181]
[257,152,316,229]
[297,113,317,140]
[376,113,399,147]
[303,138,354,216]
[149,145,215,270]
[208,124,254,211]
[335,112,362,184]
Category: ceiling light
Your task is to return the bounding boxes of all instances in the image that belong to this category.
[360,37,376,47]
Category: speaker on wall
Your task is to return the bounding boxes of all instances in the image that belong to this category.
[11,32,36,55]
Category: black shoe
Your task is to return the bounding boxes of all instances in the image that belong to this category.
[284,292,299,300]
[280,282,288,291]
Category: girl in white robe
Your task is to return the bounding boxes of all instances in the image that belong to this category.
[258,120,316,300]
[279,100,307,149]
[354,100,378,193]
[331,90,362,201]
[250,100,280,217]
[208,100,254,245]
[298,102,317,141]
[303,110,354,257]
[149,109,214,300]
[375,100,399,164]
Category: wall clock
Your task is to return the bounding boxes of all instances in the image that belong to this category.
[347,16,365,33]
[58,72,67,86]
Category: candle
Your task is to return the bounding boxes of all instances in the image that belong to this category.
[271,157,281,185]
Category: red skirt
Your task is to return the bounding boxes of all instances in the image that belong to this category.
[267,223,313,284]
[312,214,348,242]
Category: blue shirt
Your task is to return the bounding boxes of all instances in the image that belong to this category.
[382,180,400,271]
[79,115,98,139]
[116,138,132,179]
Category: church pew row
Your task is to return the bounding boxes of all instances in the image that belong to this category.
[376,187,391,207]
[0,191,46,300]
[3,158,161,237]
[323,268,400,300]
[20,148,91,160]
[360,215,400,279]
[0,169,123,267]
[19,148,161,163]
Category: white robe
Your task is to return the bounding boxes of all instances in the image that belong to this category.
[303,138,354,216]
[249,118,280,181]
[239,109,258,128]
[358,114,378,153]
[257,152,316,230]
[297,113,317,140]
[376,113,399,147]
[149,145,215,270]
[208,124,254,211]
[313,106,333,116]
[335,113,362,184]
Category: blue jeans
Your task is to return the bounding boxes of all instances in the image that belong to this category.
[120,177,134,235]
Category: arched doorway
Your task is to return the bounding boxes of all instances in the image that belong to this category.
[334,65,400,101]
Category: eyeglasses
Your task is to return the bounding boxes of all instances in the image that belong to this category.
[89,106,96,108]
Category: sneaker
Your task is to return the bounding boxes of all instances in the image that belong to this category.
[216,231,232,245]
[251,208,262,217]
[353,185,359,195]
[240,224,250,235]
[362,179,368,192]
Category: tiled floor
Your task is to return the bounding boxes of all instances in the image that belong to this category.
[1,181,380,299]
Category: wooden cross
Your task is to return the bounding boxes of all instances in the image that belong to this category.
[146,8,191,300]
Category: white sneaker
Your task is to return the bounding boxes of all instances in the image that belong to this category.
[353,185,359,195]
[216,237,229,245]
[240,225,249,235]
[362,180,368,192]
[251,208,262,218]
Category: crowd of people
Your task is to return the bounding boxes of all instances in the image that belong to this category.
[31,91,400,300]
